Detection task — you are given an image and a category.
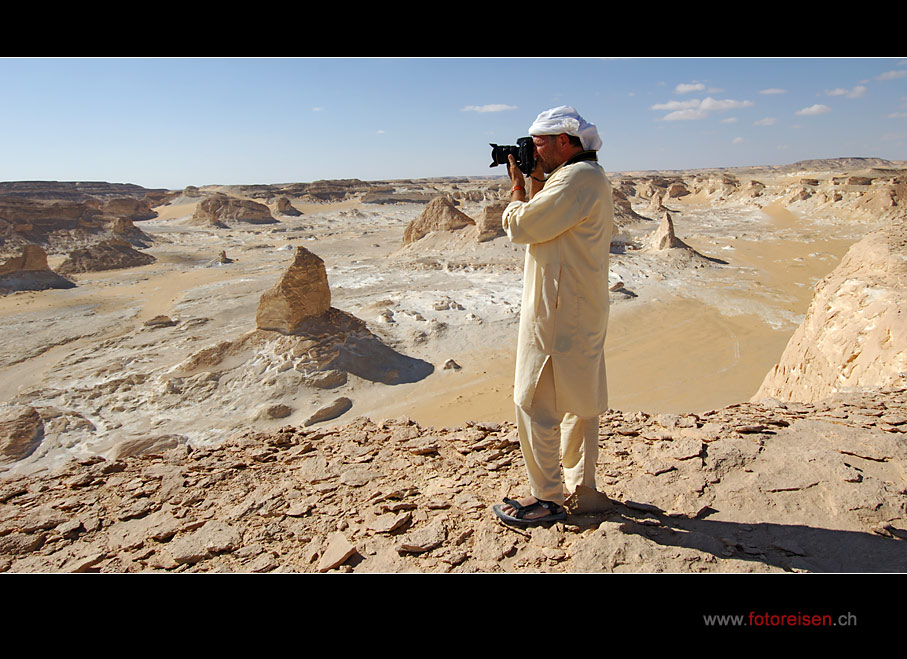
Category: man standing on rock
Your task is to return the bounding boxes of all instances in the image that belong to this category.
[493,106,613,526]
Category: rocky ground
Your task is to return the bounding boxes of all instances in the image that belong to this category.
[1,159,906,572]
[2,385,905,573]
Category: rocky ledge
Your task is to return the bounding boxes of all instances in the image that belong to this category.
[2,386,905,573]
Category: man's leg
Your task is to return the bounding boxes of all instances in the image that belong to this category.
[514,359,564,505]
[561,413,599,496]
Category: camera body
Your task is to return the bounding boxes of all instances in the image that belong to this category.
[489,136,536,176]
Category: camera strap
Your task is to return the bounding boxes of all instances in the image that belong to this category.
[564,150,598,166]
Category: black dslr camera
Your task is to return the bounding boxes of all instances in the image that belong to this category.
[489,137,536,175]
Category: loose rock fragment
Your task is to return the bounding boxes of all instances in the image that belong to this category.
[317,533,358,572]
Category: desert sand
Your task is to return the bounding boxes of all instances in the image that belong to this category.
[1,161,906,573]
[0,184,859,427]
[0,168,894,464]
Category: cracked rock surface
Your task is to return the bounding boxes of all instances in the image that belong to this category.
[2,387,905,573]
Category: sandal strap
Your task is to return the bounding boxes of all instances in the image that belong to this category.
[502,498,563,520]
[537,499,564,515]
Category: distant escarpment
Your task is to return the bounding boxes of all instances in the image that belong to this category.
[786,157,905,172]
[0,195,156,259]
[0,181,168,203]
[754,215,907,403]
[613,160,907,223]
[222,180,374,204]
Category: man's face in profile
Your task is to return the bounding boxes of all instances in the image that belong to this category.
[532,134,564,174]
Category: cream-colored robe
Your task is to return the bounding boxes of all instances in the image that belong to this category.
[502,157,613,418]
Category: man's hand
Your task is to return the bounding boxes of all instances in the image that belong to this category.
[507,154,525,187]
[528,157,545,198]
[508,154,527,202]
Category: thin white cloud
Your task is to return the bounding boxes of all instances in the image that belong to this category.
[754,117,776,126]
[732,137,744,144]
[662,108,709,121]
[653,96,753,121]
[759,88,787,95]
[825,85,866,98]
[461,104,518,113]
[651,99,701,111]
[700,97,754,111]
[675,82,705,94]
[888,112,907,119]
[796,104,832,116]
[312,107,324,112]
[376,130,385,134]
[877,70,907,81]
[721,117,737,124]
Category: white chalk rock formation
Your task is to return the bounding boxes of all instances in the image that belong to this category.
[647,211,686,251]
[110,216,154,248]
[646,192,667,216]
[275,197,303,217]
[665,182,690,199]
[402,195,475,245]
[0,245,75,294]
[476,202,507,242]
[0,405,44,465]
[57,239,156,274]
[255,246,331,334]
[192,193,277,227]
[754,218,907,402]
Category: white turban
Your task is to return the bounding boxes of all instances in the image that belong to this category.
[527,105,602,152]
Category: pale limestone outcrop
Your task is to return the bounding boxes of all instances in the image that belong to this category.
[101,197,157,222]
[110,216,153,248]
[0,406,44,465]
[402,195,474,245]
[255,246,331,334]
[275,197,303,217]
[754,218,907,402]
[665,182,690,199]
[191,193,277,227]
[0,244,53,273]
[0,245,75,294]
[57,239,156,274]
[476,202,507,242]
[647,211,684,251]
[611,187,651,228]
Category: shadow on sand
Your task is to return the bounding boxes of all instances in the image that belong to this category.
[329,333,435,385]
[294,307,434,385]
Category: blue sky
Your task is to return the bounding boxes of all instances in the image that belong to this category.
[1,57,905,190]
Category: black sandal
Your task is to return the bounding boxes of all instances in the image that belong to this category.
[493,497,567,526]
